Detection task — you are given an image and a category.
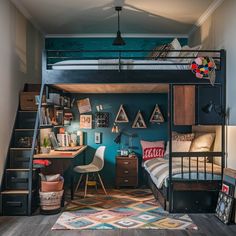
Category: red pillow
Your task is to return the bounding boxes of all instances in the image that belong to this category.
[140,140,165,161]
[143,147,164,161]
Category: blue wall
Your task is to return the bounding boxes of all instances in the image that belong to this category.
[66,93,168,186]
[45,37,188,62]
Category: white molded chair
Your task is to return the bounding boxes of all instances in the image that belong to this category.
[73,146,107,197]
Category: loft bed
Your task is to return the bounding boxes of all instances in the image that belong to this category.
[27,47,226,214]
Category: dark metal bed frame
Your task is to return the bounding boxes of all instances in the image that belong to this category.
[26,48,226,214]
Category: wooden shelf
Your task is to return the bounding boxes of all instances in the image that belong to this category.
[1,190,29,195]
[18,110,37,113]
[14,129,36,131]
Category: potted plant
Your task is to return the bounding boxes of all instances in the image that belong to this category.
[41,137,51,154]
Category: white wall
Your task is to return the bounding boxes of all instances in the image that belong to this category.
[189,0,236,169]
[0,0,43,184]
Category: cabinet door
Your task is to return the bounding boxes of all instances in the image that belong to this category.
[174,85,195,125]
[197,85,223,125]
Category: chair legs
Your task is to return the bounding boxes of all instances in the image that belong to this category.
[74,172,107,197]
[84,174,89,198]
[97,172,107,195]
[75,173,84,193]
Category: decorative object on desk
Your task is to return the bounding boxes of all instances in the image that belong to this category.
[115,104,129,123]
[150,104,164,123]
[191,56,216,86]
[132,110,147,128]
[77,130,83,145]
[77,98,92,114]
[95,132,102,144]
[70,133,77,146]
[215,191,234,224]
[41,137,51,154]
[80,114,92,129]
[64,112,73,125]
[95,112,109,128]
[222,183,230,195]
[57,133,70,147]
[111,123,119,133]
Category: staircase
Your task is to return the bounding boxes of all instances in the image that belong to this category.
[0,85,42,216]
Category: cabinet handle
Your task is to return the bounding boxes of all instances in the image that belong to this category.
[124,179,129,183]
[124,170,129,174]
[123,162,129,165]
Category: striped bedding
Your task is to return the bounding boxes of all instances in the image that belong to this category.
[144,158,222,189]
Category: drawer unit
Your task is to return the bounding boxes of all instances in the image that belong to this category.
[10,149,31,168]
[116,156,138,187]
[5,170,36,190]
[2,194,28,215]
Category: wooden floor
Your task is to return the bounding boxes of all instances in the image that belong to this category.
[0,213,236,236]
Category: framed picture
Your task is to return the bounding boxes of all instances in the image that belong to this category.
[77,98,92,114]
[215,191,234,224]
[80,115,92,129]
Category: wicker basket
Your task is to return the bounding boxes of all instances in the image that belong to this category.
[39,190,63,211]
[41,177,64,192]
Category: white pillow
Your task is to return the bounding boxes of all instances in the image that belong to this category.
[168,38,182,59]
[179,45,202,63]
[164,140,192,157]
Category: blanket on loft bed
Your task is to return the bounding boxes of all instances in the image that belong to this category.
[52,59,189,70]
[144,158,222,189]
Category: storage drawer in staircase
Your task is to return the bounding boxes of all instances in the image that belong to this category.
[16,112,37,129]
[10,150,31,168]
[2,194,28,215]
[5,170,36,190]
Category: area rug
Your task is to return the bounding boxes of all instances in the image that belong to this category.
[52,189,198,230]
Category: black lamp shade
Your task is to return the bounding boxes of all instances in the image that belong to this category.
[113,31,126,46]
[202,101,214,114]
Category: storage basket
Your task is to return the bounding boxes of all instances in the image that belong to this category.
[20,92,39,111]
[39,190,63,211]
[41,177,64,192]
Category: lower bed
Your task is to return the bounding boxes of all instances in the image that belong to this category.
[143,158,222,213]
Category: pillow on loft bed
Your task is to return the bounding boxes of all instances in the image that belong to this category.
[164,140,192,158]
[140,140,165,161]
[172,131,195,141]
[179,45,202,63]
[189,132,216,162]
[148,38,182,60]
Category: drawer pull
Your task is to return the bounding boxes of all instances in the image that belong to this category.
[6,201,22,207]
[124,179,129,183]
[123,162,129,165]
[124,170,129,174]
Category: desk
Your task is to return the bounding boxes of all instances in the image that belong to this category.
[34,145,87,200]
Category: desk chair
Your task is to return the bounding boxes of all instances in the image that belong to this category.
[74,146,107,197]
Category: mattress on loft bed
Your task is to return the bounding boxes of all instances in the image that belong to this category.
[144,158,222,189]
[52,59,189,70]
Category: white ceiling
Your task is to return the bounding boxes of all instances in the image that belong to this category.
[11,0,222,36]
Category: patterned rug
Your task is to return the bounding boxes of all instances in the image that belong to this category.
[52,189,198,230]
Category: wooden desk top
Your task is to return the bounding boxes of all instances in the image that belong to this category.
[33,145,87,159]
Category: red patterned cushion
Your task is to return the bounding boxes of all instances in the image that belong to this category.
[143,147,164,161]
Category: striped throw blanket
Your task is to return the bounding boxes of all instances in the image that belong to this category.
[144,158,221,189]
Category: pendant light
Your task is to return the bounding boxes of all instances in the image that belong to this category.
[113,6,126,46]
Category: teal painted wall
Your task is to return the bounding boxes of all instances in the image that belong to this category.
[45,37,188,63]
[65,93,168,187]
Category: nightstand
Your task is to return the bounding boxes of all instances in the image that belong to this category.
[115,155,138,188]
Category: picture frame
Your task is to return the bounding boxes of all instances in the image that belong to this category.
[215,191,234,224]
[80,114,92,129]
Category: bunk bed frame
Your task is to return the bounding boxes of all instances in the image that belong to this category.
[27,48,226,215]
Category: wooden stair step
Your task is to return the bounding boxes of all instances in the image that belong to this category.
[1,190,29,195]
[6,168,36,171]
